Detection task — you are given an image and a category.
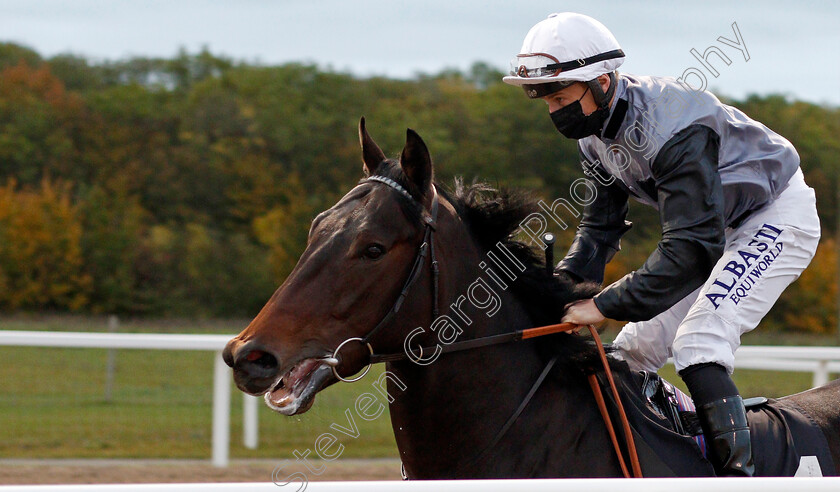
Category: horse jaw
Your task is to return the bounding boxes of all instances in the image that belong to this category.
[263,359,334,416]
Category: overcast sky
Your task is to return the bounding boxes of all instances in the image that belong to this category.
[0,0,837,105]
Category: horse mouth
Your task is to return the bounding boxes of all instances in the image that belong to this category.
[264,358,333,416]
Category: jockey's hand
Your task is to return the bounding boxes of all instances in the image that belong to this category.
[561,298,605,328]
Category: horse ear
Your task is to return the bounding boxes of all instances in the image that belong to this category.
[400,128,433,194]
[359,117,386,176]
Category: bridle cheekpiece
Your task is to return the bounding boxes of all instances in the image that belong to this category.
[325,173,440,382]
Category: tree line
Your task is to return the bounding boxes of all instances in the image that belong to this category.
[0,43,838,332]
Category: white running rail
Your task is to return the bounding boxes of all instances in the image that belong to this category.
[0,330,257,467]
[0,330,838,467]
[735,346,840,387]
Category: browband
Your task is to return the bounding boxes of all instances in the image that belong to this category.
[364,175,414,202]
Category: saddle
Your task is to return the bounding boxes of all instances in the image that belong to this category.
[591,366,837,477]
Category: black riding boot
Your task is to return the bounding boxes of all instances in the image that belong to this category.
[680,362,755,477]
[697,396,755,476]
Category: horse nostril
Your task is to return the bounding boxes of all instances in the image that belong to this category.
[232,341,280,382]
[223,341,236,368]
[245,349,278,370]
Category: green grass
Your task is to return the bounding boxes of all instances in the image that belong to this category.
[657,365,816,399]
[0,315,836,459]
[0,315,397,460]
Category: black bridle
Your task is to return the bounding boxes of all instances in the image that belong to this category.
[322,174,642,478]
[325,173,562,375]
[326,174,440,382]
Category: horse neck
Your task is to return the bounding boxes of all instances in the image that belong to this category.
[384,213,612,478]
[384,303,607,478]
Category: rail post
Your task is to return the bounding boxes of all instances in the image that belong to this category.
[244,394,259,449]
[212,350,231,467]
[104,315,118,401]
[814,360,830,388]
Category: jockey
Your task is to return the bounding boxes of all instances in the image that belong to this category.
[503,12,820,477]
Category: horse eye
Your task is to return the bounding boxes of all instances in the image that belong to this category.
[364,244,385,259]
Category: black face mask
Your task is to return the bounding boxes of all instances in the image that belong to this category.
[549,86,610,139]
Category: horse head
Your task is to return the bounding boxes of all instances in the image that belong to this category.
[223,118,447,415]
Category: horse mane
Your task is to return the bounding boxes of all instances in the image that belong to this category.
[443,178,620,376]
[370,161,617,377]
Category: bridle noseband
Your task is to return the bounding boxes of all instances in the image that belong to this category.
[326,174,440,382]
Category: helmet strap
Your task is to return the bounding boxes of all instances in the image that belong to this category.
[586,71,617,109]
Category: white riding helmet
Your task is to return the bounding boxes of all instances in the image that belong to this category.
[503,13,625,101]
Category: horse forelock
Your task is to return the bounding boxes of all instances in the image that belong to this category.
[363,159,426,224]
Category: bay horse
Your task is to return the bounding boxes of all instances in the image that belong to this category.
[224,119,840,478]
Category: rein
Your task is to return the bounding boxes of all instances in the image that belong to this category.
[326,175,642,478]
